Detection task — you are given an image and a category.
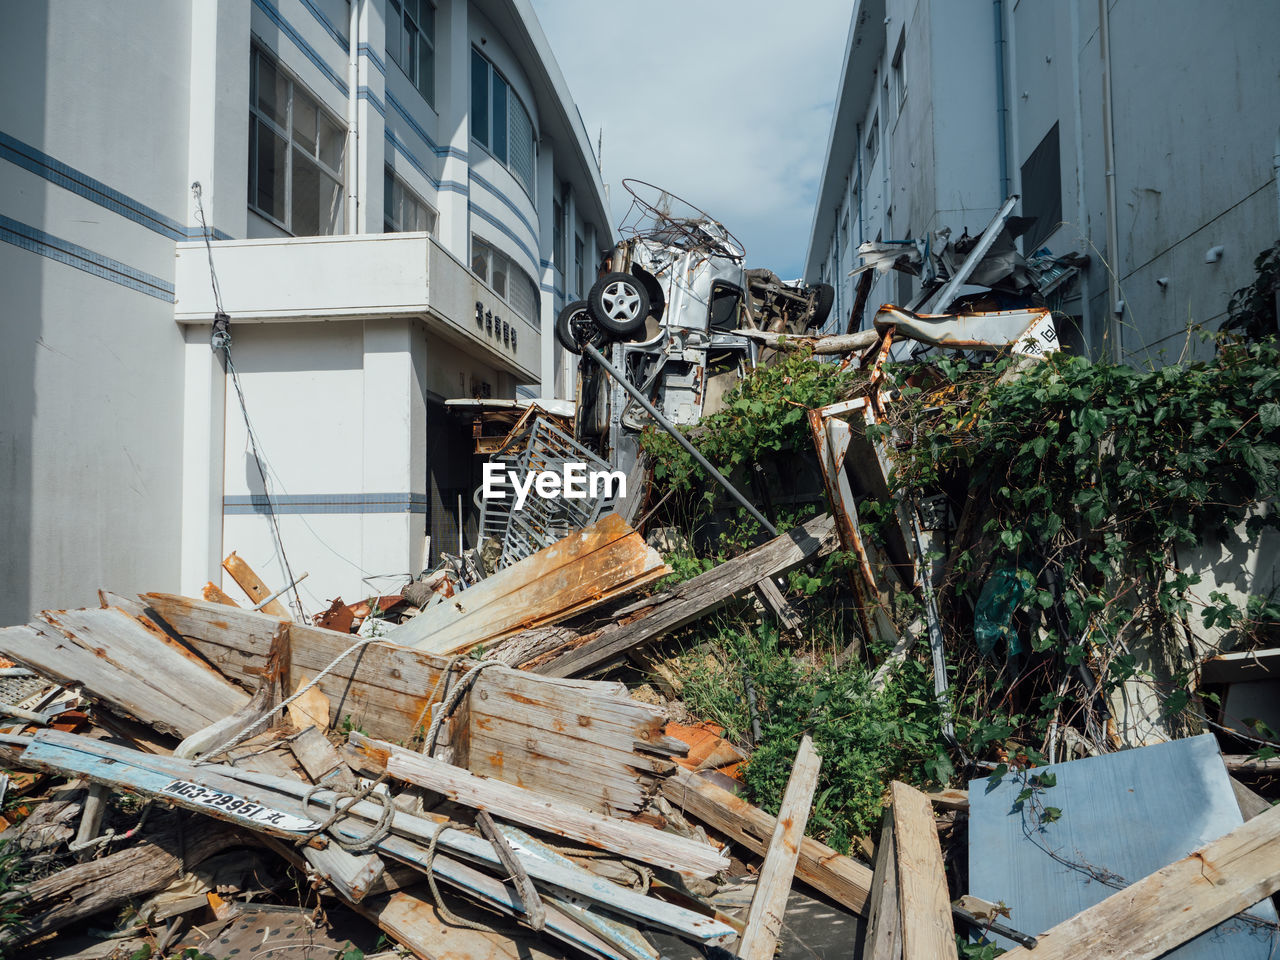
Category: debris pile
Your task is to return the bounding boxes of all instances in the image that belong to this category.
[4,196,1280,960]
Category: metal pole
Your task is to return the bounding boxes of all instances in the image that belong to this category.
[581,342,778,536]
[252,571,310,612]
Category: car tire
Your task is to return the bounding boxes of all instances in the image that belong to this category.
[810,282,835,328]
[632,265,665,322]
[589,272,651,337]
[555,300,595,355]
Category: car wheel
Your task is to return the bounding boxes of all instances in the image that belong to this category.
[589,272,651,337]
[555,300,597,355]
[810,282,835,328]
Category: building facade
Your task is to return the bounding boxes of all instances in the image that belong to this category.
[805,0,1280,362]
[0,0,612,622]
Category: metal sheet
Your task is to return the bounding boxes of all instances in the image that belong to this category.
[967,733,1280,956]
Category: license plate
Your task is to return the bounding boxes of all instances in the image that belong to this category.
[161,778,322,833]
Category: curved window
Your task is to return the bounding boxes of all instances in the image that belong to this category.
[473,235,540,328]
[471,49,536,197]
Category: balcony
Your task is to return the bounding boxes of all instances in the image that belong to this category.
[173,232,539,381]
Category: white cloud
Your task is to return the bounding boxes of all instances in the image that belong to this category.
[529,0,851,279]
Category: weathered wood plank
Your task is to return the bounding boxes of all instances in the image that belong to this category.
[202,582,241,607]
[660,766,872,914]
[521,513,838,678]
[223,551,290,617]
[738,735,821,960]
[365,734,728,878]
[998,802,1280,960]
[0,813,245,950]
[387,514,668,656]
[0,611,246,740]
[861,810,902,960]
[890,780,954,960]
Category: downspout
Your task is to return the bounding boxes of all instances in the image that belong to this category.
[345,0,361,232]
[993,0,1010,201]
[855,122,864,248]
[1099,0,1122,359]
[1273,126,1280,233]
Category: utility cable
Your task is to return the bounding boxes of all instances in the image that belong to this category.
[192,183,305,620]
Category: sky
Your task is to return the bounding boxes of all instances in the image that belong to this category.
[528,0,854,280]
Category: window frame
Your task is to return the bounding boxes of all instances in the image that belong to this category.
[387,0,436,107]
[892,32,907,115]
[384,165,438,235]
[248,44,345,236]
[471,234,541,328]
[864,111,880,170]
[470,47,537,200]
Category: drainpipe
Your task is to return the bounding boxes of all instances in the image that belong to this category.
[855,122,864,247]
[345,0,361,232]
[1273,126,1280,232]
[1098,0,1122,359]
[993,0,1010,201]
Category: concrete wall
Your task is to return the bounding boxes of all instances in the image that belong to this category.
[0,2,199,621]
[809,0,1280,362]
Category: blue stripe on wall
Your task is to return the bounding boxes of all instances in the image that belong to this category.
[358,42,386,75]
[358,86,386,117]
[471,201,538,268]
[297,0,346,47]
[385,129,440,188]
[0,215,175,302]
[224,492,428,515]
[385,91,466,161]
[0,130,233,241]
[471,171,537,241]
[253,0,348,96]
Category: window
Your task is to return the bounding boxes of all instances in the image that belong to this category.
[552,198,565,272]
[1021,122,1062,253]
[840,211,849,250]
[574,233,585,298]
[892,32,907,113]
[864,112,879,169]
[384,166,437,234]
[249,46,344,235]
[387,0,434,106]
[472,235,540,328]
[471,49,536,196]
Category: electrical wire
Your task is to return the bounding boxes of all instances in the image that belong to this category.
[192,183,305,621]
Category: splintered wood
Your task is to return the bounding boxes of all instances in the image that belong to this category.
[387,513,669,656]
[737,735,821,960]
[0,606,248,739]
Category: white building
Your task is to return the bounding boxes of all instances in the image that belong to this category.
[805,0,1280,361]
[0,0,613,622]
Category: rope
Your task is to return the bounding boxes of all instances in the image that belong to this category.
[196,633,383,764]
[297,776,394,852]
[423,660,503,756]
[425,820,497,932]
[408,655,462,748]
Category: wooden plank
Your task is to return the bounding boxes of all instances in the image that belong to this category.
[476,809,546,931]
[738,735,822,960]
[15,729,732,944]
[520,513,839,678]
[1231,776,1273,821]
[365,734,728,878]
[387,514,669,655]
[660,766,872,914]
[999,802,1280,960]
[202,582,241,607]
[0,813,244,950]
[890,780,954,960]
[926,788,969,812]
[1200,647,1280,685]
[1224,754,1280,774]
[145,595,680,817]
[290,724,357,789]
[223,551,290,617]
[0,615,245,740]
[754,576,804,637]
[861,810,902,960]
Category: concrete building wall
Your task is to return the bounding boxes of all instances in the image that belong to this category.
[0,3,197,621]
[1,0,611,622]
[806,0,1280,364]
